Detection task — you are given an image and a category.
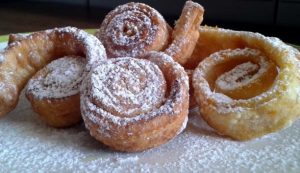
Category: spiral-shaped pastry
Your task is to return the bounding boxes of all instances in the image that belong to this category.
[0,27,107,117]
[95,2,171,58]
[81,52,189,152]
[26,56,85,127]
[165,1,204,65]
[192,27,300,140]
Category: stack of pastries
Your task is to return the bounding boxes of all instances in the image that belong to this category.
[0,1,300,152]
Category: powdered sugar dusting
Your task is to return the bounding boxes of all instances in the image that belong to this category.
[47,27,107,70]
[81,52,189,127]
[89,57,166,118]
[96,2,169,58]
[1,94,300,173]
[26,56,86,99]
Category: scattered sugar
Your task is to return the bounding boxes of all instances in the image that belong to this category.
[1,95,300,173]
[26,56,86,99]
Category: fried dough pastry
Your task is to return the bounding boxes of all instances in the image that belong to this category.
[95,2,171,58]
[186,69,197,109]
[25,56,85,128]
[165,1,204,65]
[0,27,107,117]
[81,52,189,152]
[192,26,300,140]
[8,33,29,44]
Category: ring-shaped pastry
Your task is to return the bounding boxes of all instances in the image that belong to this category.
[192,26,300,140]
[0,27,107,117]
[81,51,189,152]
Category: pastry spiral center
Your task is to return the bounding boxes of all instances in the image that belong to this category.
[91,58,166,118]
[109,10,154,46]
[210,48,278,99]
[27,56,86,99]
[216,62,259,91]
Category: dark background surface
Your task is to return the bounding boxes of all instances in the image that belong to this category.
[0,0,299,44]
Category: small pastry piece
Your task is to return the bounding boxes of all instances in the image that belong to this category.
[81,52,189,152]
[192,27,300,140]
[0,27,107,117]
[95,2,171,58]
[25,56,85,128]
[165,1,204,65]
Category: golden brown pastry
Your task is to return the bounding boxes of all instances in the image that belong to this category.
[192,26,300,140]
[95,2,171,58]
[165,1,204,65]
[25,56,85,128]
[186,69,197,109]
[8,33,29,44]
[0,27,107,117]
[80,51,189,152]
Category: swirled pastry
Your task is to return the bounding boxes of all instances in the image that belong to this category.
[0,27,107,117]
[95,2,171,58]
[26,56,85,127]
[192,26,300,140]
[165,1,204,65]
[81,52,189,152]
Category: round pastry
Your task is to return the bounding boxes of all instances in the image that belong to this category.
[0,27,107,117]
[81,51,189,152]
[95,2,171,58]
[164,1,204,65]
[192,27,300,140]
[25,56,86,128]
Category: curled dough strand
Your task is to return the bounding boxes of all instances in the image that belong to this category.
[165,1,204,65]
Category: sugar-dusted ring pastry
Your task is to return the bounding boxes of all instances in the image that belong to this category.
[192,27,300,140]
[81,51,189,152]
[95,2,171,58]
[0,27,107,117]
[165,1,204,65]
[25,56,86,128]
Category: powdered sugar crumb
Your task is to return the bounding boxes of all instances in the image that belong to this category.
[1,94,300,173]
